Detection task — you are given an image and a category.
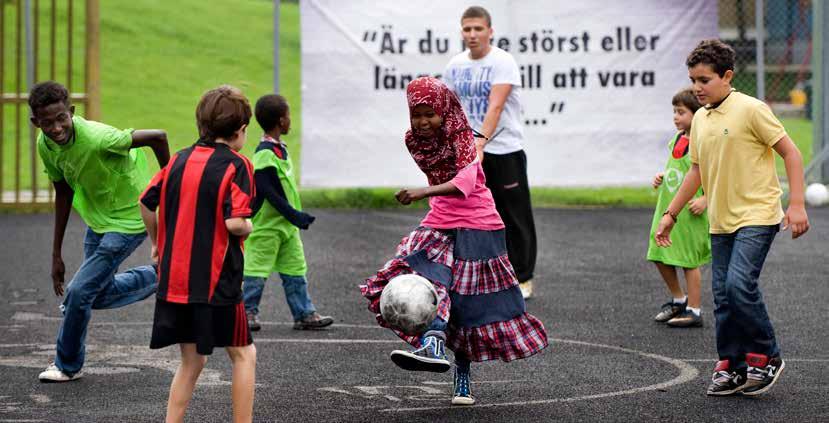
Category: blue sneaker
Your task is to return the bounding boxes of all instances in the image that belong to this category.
[452,365,475,405]
[390,332,451,373]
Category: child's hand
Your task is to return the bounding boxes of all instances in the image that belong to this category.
[474,137,486,162]
[297,212,315,230]
[782,204,810,239]
[654,214,675,247]
[652,172,664,189]
[687,196,707,215]
[395,188,426,205]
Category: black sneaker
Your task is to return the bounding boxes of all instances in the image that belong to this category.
[706,359,746,396]
[247,312,261,332]
[666,309,703,328]
[390,334,451,373]
[654,300,686,322]
[742,354,785,396]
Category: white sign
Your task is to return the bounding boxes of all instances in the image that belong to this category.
[300,0,718,187]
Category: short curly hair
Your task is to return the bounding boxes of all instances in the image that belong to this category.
[28,81,70,115]
[686,39,735,77]
[195,85,252,141]
[254,94,289,133]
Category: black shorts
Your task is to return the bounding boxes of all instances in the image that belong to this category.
[150,298,253,355]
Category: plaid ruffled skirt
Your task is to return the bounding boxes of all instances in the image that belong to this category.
[360,227,548,362]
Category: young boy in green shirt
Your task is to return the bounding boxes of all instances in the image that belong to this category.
[242,94,333,331]
[656,40,810,396]
[31,81,170,382]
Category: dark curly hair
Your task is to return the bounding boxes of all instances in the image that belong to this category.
[686,39,735,77]
[195,85,251,141]
[254,94,289,133]
[28,81,70,115]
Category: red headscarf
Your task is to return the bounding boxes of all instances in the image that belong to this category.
[405,77,477,186]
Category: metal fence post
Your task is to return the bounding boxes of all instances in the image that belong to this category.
[815,0,828,183]
[274,0,280,94]
[755,0,766,102]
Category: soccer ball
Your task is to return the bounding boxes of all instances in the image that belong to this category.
[805,183,829,207]
[379,274,438,335]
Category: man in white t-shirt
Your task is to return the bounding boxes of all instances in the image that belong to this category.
[443,6,538,299]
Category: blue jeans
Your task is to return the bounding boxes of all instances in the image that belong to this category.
[711,225,780,371]
[243,274,316,321]
[55,229,157,375]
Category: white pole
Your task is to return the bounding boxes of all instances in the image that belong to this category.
[274,0,280,94]
[755,0,765,102]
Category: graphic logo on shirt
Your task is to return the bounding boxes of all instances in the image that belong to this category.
[664,168,684,194]
[448,66,493,124]
[723,128,729,136]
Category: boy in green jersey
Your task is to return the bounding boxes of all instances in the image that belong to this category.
[242,94,333,331]
[31,81,169,382]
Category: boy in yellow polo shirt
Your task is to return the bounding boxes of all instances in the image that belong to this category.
[655,39,809,397]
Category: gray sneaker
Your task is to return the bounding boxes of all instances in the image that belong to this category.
[390,334,451,373]
[293,312,334,330]
[666,309,703,327]
[247,312,261,332]
[654,300,686,322]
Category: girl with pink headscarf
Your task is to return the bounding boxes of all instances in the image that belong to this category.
[360,77,548,406]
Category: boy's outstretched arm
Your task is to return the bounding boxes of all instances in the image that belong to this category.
[654,164,702,247]
[139,203,159,263]
[395,181,462,205]
[773,135,810,238]
[131,130,170,168]
[50,180,74,296]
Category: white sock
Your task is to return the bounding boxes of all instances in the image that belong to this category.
[687,307,701,316]
[672,296,687,304]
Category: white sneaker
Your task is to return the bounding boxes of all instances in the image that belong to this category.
[519,280,533,300]
[38,363,82,383]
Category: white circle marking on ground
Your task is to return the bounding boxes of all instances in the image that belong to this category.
[377,338,700,412]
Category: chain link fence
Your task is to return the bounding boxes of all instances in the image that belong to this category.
[719,0,813,114]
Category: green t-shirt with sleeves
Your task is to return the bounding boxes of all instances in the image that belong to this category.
[37,116,149,234]
[244,141,308,277]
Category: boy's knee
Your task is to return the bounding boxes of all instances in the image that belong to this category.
[227,344,256,364]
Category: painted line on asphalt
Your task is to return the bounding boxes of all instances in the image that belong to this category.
[379,338,700,412]
[255,338,399,344]
[680,358,829,363]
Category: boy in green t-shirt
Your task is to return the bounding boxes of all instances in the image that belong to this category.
[656,40,810,397]
[242,94,333,331]
[30,81,170,383]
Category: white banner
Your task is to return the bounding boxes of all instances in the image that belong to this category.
[300,0,718,187]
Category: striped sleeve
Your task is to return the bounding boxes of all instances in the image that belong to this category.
[140,159,172,211]
[224,156,254,219]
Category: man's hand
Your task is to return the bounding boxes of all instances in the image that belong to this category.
[652,172,664,189]
[51,255,66,296]
[782,204,810,239]
[688,196,708,216]
[654,214,676,247]
[395,188,427,205]
[150,245,159,263]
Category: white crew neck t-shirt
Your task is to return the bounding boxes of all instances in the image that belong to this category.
[443,46,524,155]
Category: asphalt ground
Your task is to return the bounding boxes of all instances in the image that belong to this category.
[0,208,828,422]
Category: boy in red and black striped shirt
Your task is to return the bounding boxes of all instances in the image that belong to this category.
[140,86,257,423]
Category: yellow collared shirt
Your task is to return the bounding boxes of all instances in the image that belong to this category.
[689,90,786,234]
